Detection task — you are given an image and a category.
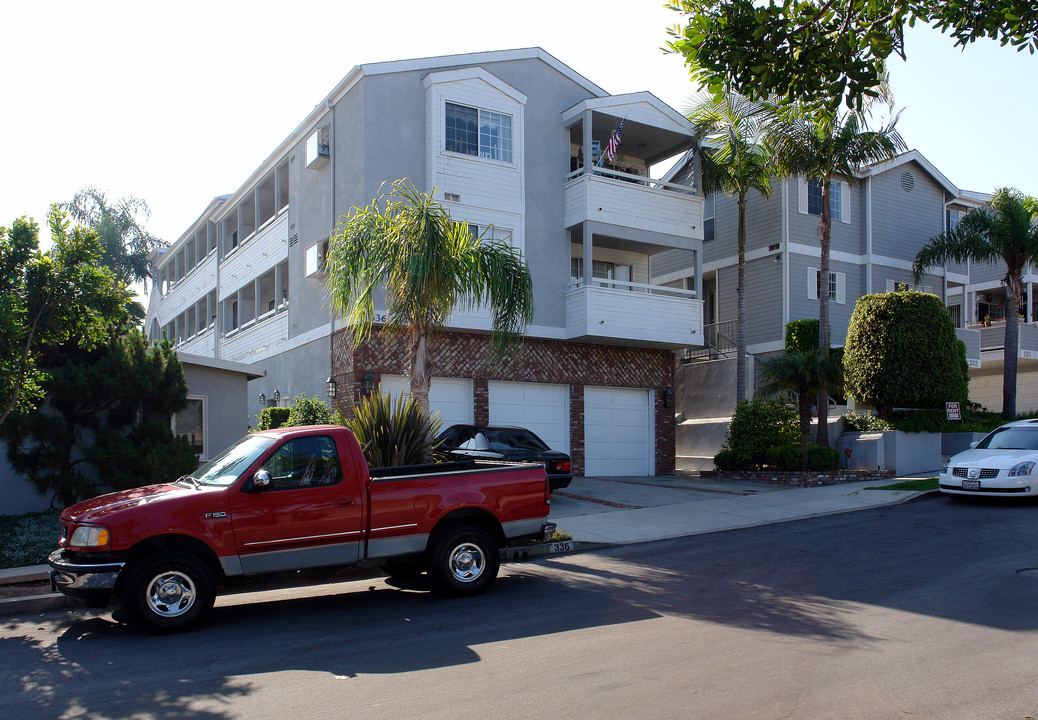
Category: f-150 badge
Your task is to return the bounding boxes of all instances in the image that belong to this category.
[204,512,228,519]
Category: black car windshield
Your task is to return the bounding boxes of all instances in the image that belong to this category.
[191,435,276,486]
[484,428,549,452]
[977,426,1038,451]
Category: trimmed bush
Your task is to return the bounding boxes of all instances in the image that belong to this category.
[841,412,893,431]
[764,443,802,470]
[714,448,750,471]
[785,319,823,353]
[256,406,290,430]
[764,443,840,471]
[286,394,332,426]
[844,291,968,416]
[716,398,798,470]
[807,444,841,471]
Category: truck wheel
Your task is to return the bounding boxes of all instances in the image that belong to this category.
[120,552,215,634]
[428,526,499,596]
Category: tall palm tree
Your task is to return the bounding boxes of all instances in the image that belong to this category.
[770,110,905,445]
[326,179,534,416]
[65,187,163,288]
[913,188,1038,420]
[687,92,777,401]
[757,349,843,470]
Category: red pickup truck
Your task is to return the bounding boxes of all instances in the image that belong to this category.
[48,425,555,632]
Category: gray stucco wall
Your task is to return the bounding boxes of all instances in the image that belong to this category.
[246,336,331,428]
[0,443,51,515]
[181,363,255,460]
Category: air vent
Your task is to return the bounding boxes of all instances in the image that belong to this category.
[289,233,299,247]
[768,243,780,252]
[444,192,461,202]
[901,171,915,192]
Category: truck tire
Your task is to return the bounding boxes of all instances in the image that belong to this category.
[428,525,499,597]
[120,552,215,633]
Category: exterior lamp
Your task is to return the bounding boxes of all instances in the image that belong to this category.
[361,372,376,397]
[259,392,266,407]
[662,389,675,409]
[272,388,280,405]
[326,377,337,398]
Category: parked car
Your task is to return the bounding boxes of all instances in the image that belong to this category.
[436,425,572,491]
[939,419,1038,497]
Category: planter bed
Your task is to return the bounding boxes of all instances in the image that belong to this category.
[698,469,896,487]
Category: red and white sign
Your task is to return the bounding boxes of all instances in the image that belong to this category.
[946,402,961,421]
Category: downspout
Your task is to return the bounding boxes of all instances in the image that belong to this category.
[328,99,337,338]
[865,176,873,295]
[781,179,789,328]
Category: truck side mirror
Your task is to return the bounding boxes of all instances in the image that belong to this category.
[252,469,271,489]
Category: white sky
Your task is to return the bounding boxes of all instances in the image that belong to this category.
[2,0,1036,250]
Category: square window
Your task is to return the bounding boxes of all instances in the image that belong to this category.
[174,398,205,458]
[807,179,842,221]
[446,102,512,162]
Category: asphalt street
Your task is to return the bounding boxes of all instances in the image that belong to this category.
[4,493,1038,719]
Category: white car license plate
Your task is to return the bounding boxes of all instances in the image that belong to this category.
[962,480,981,491]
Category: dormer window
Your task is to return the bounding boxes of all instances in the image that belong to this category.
[445,102,512,162]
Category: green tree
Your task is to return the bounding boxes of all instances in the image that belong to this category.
[843,290,969,417]
[688,92,778,401]
[771,110,905,445]
[757,349,843,470]
[66,187,164,288]
[2,328,197,507]
[666,1,1038,115]
[327,179,533,416]
[1,207,128,428]
[913,188,1038,419]
[286,394,332,426]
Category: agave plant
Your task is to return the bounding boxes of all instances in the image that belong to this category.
[342,391,442,468]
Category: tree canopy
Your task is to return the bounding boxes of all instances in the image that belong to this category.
[666,1,1038,114]
[66,187,164,288]
[1,206,130,427]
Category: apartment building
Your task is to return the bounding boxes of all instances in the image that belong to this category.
[144,48,705,475]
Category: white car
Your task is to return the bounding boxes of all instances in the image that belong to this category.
[940,420,1038,497]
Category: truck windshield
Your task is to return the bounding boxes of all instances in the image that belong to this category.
[192,435,275,486]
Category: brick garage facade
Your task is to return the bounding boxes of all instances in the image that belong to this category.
[330,329,675,475]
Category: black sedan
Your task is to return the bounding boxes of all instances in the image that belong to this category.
[435,424,573,491]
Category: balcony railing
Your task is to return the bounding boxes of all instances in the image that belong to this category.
[565,279,702,348]
[683,320,737,362]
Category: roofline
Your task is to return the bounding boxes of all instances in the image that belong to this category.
[178,352,266,380]
[561,91,694,131]
[155,195,230,268]
[212,48,606,222]
[857,149,960,197]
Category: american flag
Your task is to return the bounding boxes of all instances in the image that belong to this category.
[599,118,625,166]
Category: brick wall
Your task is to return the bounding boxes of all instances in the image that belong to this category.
[331,329,676,475]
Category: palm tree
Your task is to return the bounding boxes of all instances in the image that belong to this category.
[913,188,1038,420]
[326,179,534,416]
[65,187,163,288]
[757,349,843,470]
[687,93,777,401]
[770,110,905,445]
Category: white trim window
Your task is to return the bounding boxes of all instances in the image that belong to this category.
[173,396,206,459]
[703,194,715,243]
[886,279,933,294]
[800,178,850,224]
[445,102,512,162]
[808,267,847,304]
[469,225,513,246]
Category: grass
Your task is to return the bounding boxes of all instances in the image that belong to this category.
[866,477,939,492]
[0,509,61,570]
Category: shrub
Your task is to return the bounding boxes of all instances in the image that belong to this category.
[286,394,332,426]
[718,398,798,470]
[343,391,442,468]
[807,444,841,471]
[713,448,750,471]
[841,412,893,431]
[764,443,801,470]
[256,406,290,430]
[844,291,968,416]
[785,319,824,353]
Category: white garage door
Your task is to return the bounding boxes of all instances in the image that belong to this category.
[584,387,652,477]
[379,375,473,428]
[488,381,569,453]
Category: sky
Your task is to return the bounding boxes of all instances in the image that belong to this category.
[2,0,1036,252]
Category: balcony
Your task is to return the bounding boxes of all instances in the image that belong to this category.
[564,169,702,247]
[565,279,703,348]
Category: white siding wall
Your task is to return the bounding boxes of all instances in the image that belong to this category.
[218,213,288,302]
[158,253,217,323]
[221,313,289,363]
[564,174,701,242]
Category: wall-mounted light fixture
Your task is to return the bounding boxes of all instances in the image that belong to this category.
[258,392,266,407]
[272,388,280,405]
[361,372,376,397]
[662,389,675,409]
[326,377,337,398]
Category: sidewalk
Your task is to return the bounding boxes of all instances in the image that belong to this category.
[0,473,936,616]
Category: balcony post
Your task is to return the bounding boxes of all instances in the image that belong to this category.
[275,264,283,313]
[582,109,593,177]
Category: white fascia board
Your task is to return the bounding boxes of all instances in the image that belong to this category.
[561,92,693,133]
[856,149,960,197]
[422,67,528,104]
[747,339,785,354]
[702,245,782,273]
[178,352,266,380]
[163,196,230,261]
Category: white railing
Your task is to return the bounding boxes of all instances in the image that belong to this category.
[567,278,697,299]
[565,166,698,195]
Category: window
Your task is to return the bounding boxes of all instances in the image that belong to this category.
[808,267,846,304]
[703,194,715,243]
[469,225,513,245]
[445,102,512,162]
[173,397,205,458]
[947,208,967,230]
[948,304,962,327]
[807,179,843,221]
[885,279,933,294]
[230,300,239,330]
[305,238,330,277]
[571,258,616,281]
[260,436,343,490]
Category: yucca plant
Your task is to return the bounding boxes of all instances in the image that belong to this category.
[342,391,442,468]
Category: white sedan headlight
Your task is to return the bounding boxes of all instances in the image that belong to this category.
[1008,462,1035,478]
[69,525,110,547]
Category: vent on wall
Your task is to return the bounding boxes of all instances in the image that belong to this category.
[901,171,915,192]
[444,192,461,202]
[289,233,299,247]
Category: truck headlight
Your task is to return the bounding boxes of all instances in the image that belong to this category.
[69,526,110,547]
[1008,462,1035,477]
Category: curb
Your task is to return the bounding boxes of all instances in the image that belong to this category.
[501,539,583,562]
[0,593,68,615]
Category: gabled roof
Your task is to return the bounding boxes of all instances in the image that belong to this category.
[856,149,958,196]
[178,353,265,380]
[562,92,694,135]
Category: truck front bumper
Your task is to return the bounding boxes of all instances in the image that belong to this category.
[48,549,125,608]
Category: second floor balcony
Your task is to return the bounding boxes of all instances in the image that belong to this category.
[565,279,703,348]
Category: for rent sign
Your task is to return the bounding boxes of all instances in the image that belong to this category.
[946,402,961,421]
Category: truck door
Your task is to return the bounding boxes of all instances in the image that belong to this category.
[229,433,364,574]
